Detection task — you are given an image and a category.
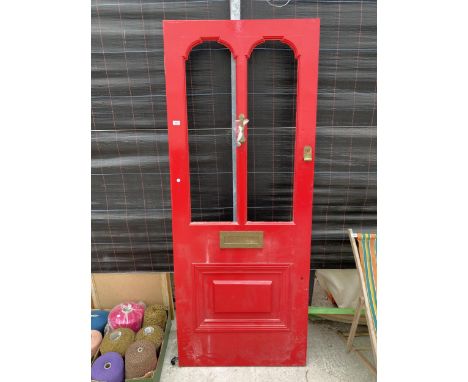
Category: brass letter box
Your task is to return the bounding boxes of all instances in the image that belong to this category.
[220,231,264,249]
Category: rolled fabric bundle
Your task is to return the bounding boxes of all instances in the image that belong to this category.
[92,309,109,333]
[135,325,164,350]
[143,305,167,329]
[125,340,157,379]
[91,330,103,358]
[100,328,135,357]
[108,301,145,332]
[91,352,124,382]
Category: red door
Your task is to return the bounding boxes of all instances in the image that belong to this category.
[163,19,320,366]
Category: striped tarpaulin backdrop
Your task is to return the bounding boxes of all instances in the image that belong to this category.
[91,0,376,272]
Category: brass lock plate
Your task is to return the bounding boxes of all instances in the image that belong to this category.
[303,146,313,162]
[220,231,264,248]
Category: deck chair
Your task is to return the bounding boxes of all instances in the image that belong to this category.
[347,229,377,373]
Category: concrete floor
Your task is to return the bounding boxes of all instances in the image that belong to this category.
[159,318,376,382]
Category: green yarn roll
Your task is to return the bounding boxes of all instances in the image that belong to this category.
[135,325,164,350]
[100,328,135,357]
[147,304,166,312]
[143,305,167,329]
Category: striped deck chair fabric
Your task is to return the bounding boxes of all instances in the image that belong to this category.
[357,233,377,334]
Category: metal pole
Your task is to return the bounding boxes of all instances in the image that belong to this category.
[230,0,240,221]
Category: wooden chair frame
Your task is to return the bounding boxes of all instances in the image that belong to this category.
[347,229,377,374]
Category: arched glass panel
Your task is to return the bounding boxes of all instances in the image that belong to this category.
[247,41,297,221]
[186,42,233,222]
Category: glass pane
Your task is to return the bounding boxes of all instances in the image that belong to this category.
[247,41,297,221]
[186,42,233,222]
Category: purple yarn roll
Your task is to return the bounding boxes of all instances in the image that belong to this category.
[91,352,124,382]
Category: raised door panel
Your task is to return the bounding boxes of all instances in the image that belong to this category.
[193,263,291,332]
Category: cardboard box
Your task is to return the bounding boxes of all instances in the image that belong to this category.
[91,272,174,382]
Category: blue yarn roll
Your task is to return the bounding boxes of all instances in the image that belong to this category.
[92,309,109,333]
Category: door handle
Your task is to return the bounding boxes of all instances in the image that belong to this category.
[236,113,248,147]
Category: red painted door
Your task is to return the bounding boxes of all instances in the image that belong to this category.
[163,19,320,366]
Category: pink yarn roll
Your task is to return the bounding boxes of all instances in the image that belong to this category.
[108,301,145,332]
[91,330,103,357]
